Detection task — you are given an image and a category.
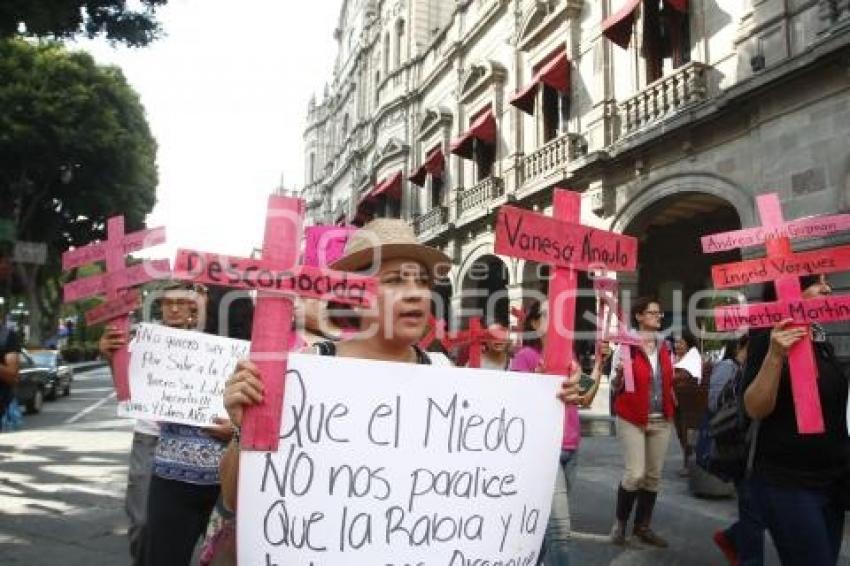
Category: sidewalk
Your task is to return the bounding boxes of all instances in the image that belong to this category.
[69,360,108,372]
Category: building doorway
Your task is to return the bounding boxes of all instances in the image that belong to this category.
[624,192,742,338]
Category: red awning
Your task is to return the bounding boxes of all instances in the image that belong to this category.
[409,166,428,187]
[603,0,688,49]
[366,171,403,201]
[450,109,497,160]
[510,50,571,115]
[409,148,446,187]
[602,0,641,49]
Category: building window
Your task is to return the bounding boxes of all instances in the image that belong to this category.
[541,86,570,143]
[341,114,349,141]
[383,33,391,75]
[643,0,690,83]
[474,139,495,182]
[430,176,444,208]
[374,71,380,107]
[395,20,405,69]
[308,152,315,183]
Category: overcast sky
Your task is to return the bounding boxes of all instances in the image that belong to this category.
[75,0,340,258]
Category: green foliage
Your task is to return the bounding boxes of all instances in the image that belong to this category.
[0,38,158,341]
[0,1,167,47]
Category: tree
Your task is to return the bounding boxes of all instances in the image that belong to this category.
[0,1,167,47]
[0,39,158,345]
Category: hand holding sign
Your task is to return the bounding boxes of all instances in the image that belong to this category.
[62,217,169,400]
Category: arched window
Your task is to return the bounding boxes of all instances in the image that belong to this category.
[395,20,405,69]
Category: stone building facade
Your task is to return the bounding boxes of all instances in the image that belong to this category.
[301,0,850,352]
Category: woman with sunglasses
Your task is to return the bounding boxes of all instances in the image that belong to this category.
[609,297,676,547]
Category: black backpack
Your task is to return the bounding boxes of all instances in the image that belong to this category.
[700,362,758,481]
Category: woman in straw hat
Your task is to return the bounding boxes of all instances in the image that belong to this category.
[218,219,581,511]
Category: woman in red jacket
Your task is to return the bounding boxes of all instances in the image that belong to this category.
[610,296,675,547]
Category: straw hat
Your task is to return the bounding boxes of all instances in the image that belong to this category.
[329,218,452,278]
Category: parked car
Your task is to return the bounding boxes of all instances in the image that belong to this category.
[29,349,73,400]
[15,349,51,414]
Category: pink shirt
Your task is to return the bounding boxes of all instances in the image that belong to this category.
[509,346,580,451]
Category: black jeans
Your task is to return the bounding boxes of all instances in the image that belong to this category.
[750,476,844,565]
[142,475,220,566]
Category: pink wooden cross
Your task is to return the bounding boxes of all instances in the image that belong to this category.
[61,217,168,401]
[592,276,642,392]
[495,188,638,377]
[171,195,377,451]
[443,318,509,369]
[703,193,850,434]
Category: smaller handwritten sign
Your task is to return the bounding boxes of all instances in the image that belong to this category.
[64,259,171,302]
[86,289,141,326]
[62,226,166,270]
[711,246,850,289]
[122,323,250,426]
[715,295,850,331]
[173,250,374,306]
[701,214,850,253]
[495,205,638,272]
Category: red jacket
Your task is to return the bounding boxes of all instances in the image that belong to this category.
[613,342,675,427]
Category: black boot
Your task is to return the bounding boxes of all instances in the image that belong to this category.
[612,485,638,545]
[633,489,668,548]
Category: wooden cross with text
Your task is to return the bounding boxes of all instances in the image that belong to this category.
[495,189,638,376]
[703,193,850,434]
[443,318,509,368]
[172,195,377,451]
[62,217,168,401]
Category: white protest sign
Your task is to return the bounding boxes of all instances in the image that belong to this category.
[238,353,563,566]
[121,323,249,426]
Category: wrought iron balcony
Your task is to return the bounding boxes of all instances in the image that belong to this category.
[414,205,449,238]
[619,61,710,134]
[456,177,505,220]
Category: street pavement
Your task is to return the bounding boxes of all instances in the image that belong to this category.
[0,366,848,565]
[0,366,131,566]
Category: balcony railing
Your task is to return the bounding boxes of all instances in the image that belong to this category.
[456,177,505,218]
[414,205,449,237]
[619,61,710,134]
[520,133,585,187]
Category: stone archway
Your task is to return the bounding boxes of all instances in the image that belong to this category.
[621,189,743,335]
